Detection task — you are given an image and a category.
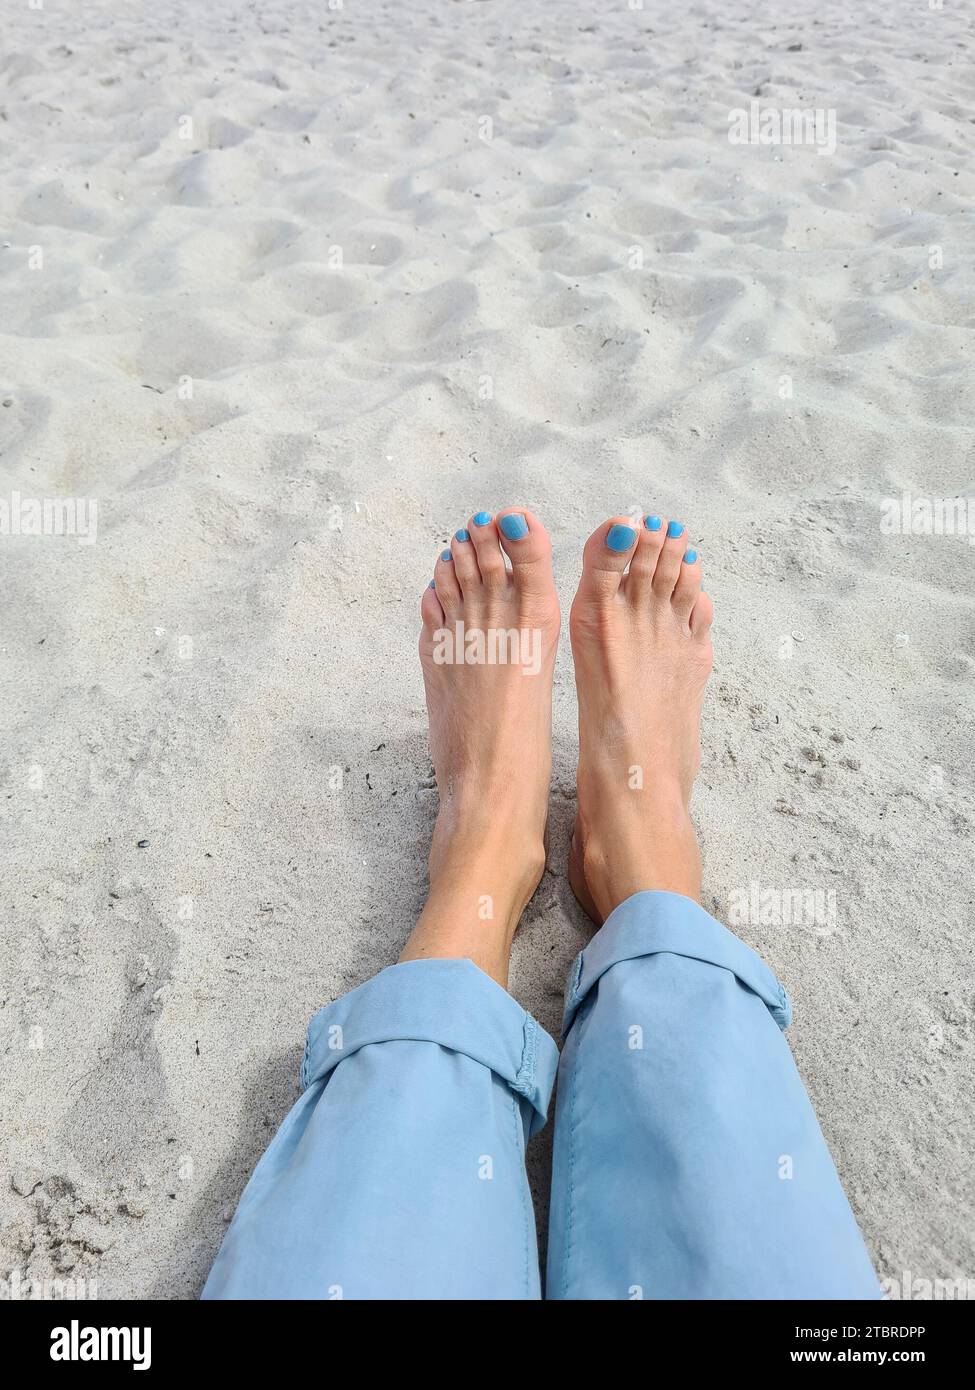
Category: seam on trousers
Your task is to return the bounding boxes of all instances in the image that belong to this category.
[566,954,584,1028]
[299,1032,311,1090]
[775,981,792,1028]
[513,1015,538,1100]
[560,1015,583,1298]
[510,1090,532,1298]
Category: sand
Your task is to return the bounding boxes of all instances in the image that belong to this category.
[1,0,973,1299]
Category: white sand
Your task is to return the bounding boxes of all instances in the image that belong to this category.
[1,0,973,1298]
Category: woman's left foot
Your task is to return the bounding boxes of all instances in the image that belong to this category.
[400,509,560,986]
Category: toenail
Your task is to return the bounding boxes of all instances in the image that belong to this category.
[499,514,529,540]
[455,529,470,542]
[606,523,636,552]
[683,549,698,564]
[667,520,684,538]
[644,515,662,531]
[441,549,452,562]
[473,511,492,526]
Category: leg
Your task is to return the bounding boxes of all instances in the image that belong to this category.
[204,509,562,1299]
[203,958,558,1299]
[547,516,879,1299]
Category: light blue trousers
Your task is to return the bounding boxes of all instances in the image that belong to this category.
[203,891,880,1299]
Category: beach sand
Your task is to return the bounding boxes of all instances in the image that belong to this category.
[1,0,973,1297]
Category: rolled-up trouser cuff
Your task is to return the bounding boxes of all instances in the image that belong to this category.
[563,889,791,1036]
[302,958,560,1135]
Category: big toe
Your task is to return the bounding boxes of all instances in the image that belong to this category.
[576,516,639,603]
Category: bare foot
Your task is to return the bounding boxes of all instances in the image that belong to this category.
[400,509,560,986]
[568,515,714,925]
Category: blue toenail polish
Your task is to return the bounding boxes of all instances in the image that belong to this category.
[667,520,684,538]
[441,549,452,562]
[428,579,436,588]
[473,511,492,526]
[645,515,662,531]
[499,514,529,541]
[606,523,636,552]
[455,528,470,542]
[684,549,698,564]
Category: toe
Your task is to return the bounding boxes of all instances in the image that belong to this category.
[467,510,508,591]
[671,546,701,623]
[577,516,639,601]
[495,508,552,595]
[450,526,481,595]
[433,545,461,614]
[624,513,668,600]
[690,590,714,640]
[421,578,444,632]
[650,519,687,599]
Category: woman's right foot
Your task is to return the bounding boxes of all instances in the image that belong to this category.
[401,508,560,987]
[568,515,714,925]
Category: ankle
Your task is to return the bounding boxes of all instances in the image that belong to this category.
[580,799,701,921]
[431,833,546,923]
[400,833,546,987]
